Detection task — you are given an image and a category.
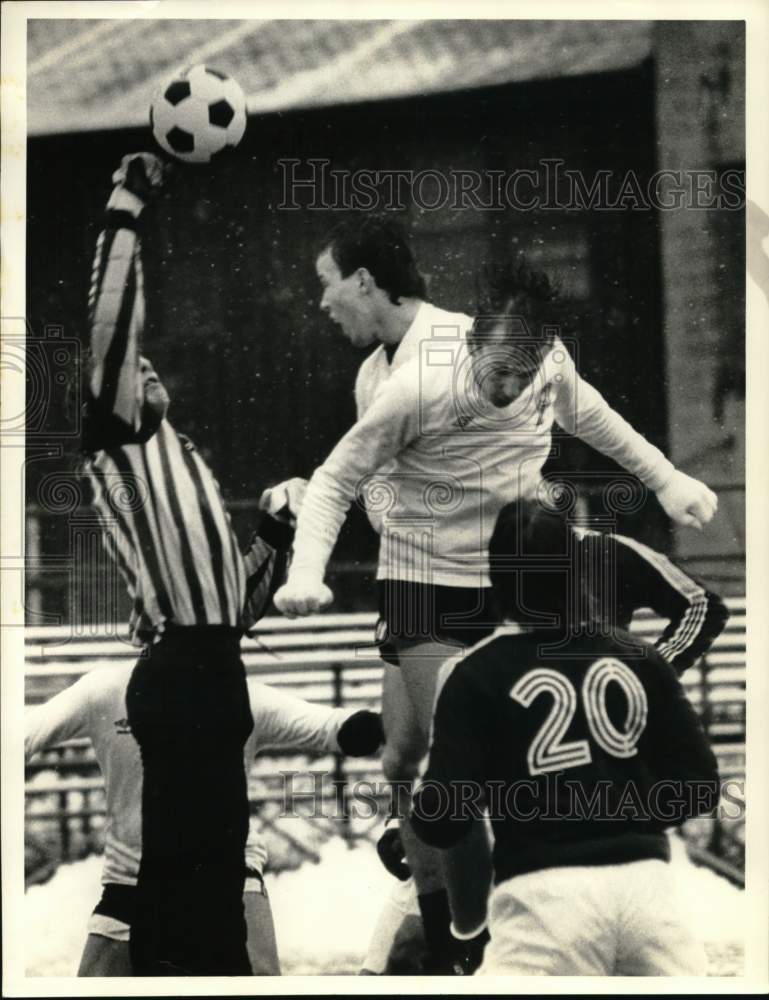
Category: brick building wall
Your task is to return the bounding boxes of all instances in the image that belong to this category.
[653,21,745,585]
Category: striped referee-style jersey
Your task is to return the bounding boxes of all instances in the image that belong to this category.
[82,198,284,643]
[84,424,249,641]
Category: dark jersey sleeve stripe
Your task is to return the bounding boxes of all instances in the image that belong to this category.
[98,252,137,418]
[657,592,729,674]
[613,533,729,674]
[242,517,292,629]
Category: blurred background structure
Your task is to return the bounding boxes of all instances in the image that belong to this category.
[24,18,745,622]
[22,19,746,909]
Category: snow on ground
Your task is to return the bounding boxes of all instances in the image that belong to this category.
[267,836,396,974]
[24,854,103,976]
[23,834,745,977]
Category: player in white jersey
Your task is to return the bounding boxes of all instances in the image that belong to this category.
[26,665,383,975]
[274,218,718,970]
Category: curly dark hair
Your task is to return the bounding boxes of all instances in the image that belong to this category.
[321,214,429,305]
[470,256,562,350]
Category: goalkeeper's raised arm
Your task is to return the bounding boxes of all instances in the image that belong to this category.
[83,152,170,452]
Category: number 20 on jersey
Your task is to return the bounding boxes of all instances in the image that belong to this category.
[510,657,649,777]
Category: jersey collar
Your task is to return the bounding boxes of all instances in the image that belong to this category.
[387,301,433,372]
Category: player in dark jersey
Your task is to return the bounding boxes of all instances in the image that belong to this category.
[411,498,721,975]
[80,152,304,975]
[375,509,729,962]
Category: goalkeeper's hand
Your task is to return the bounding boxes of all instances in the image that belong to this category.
[656,470,718,529]
[258,477,307,526]
[274,571,333,618]
[336,710,385,756]
[376,824,411,881]
[107,152,172,214]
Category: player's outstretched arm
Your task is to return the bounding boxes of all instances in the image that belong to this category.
[274,368,421,617]
[654,469,718,530]
[247,680,384,756]
[25,674,93,762]
[86,153,168,446]
[240,478,309,629]
[552,346,717,529]
[614,535,730,674]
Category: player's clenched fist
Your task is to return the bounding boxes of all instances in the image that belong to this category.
[274,572,333,618]
[655,470,718,529]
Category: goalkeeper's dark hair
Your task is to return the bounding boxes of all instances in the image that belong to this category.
[470,256,562,355]
[322,214,429,305]
[489,497,597,631]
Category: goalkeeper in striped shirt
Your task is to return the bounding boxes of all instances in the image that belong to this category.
[80,152,300,975]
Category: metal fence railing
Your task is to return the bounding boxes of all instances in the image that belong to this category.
[22,480,746,624]
[25,599,746,880]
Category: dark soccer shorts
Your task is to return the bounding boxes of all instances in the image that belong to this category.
[376,580,498,665]
[89,883,137,943]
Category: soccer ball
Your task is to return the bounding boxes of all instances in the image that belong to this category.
[150,65,247,164]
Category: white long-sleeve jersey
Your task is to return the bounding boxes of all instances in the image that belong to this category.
[25,665,350,885]
[292,302,675,588]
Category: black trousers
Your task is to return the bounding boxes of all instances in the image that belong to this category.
[126,627,254,976]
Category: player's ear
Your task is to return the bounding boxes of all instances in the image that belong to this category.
[356,267,375,294]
